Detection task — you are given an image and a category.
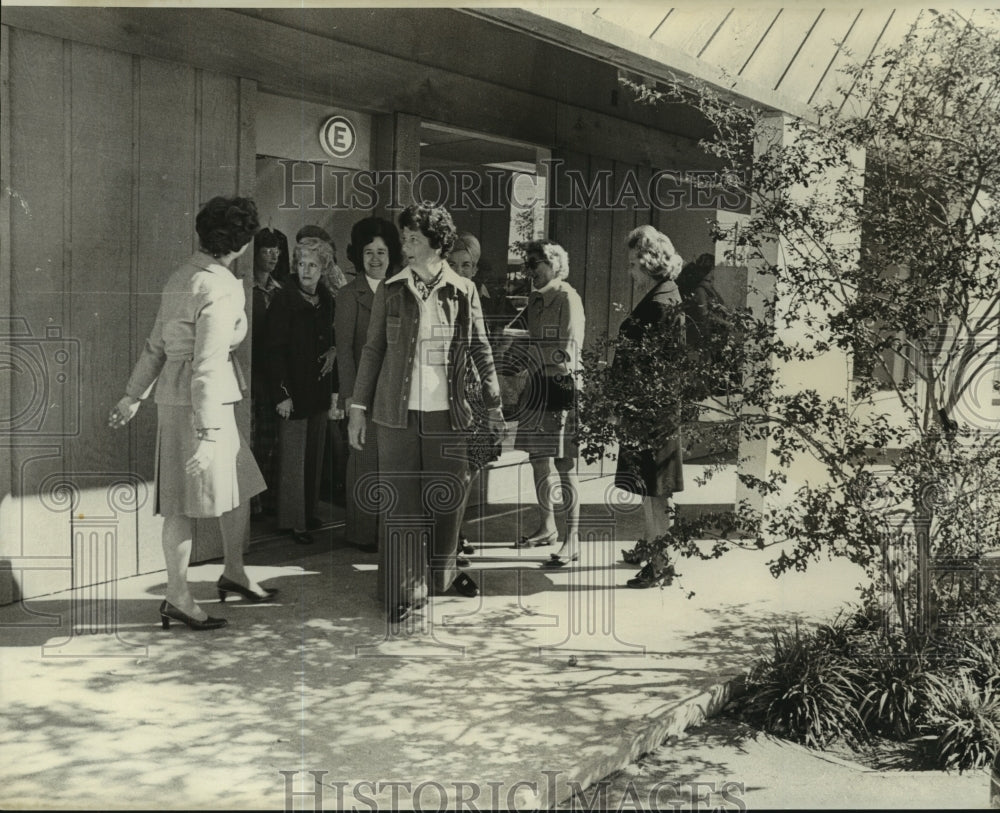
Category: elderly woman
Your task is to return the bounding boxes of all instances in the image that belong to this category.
[336,216,403,551]
[614,225,686,588]
[347,203,505,624]
[508,240,586,567]
[266,236,338,544]
[109,196,276,630]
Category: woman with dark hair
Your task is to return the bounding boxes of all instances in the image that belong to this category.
[266,236,338,544]
[336,216,403,552]
[347,203,505,623]
[613,225,686,588]
[508,240,585,568]
[250,228,283,516]
[109,196,276,630]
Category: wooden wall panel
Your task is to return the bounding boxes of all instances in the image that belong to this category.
[0,26,12,505]
[135,57,203,563]
[4,28,73,597]
[549,149,590,308]
[582,155,614,352]
[66,41,139,578]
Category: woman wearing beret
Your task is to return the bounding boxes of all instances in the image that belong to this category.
[109,196,276,631]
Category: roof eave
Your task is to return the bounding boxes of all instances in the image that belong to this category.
[463,6,816,122]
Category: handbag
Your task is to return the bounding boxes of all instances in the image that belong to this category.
[458,297,503,471]
[464,360,503,470]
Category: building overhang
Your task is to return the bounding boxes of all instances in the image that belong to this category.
[463,6,815,120]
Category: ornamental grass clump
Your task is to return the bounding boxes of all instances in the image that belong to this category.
[741,623,866,749]
[920,674,1000,772]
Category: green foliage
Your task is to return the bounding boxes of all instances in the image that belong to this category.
[736,609,1000,768]
[741,622,867,749]
[920,674,1000,772]
[595,10,1000,644]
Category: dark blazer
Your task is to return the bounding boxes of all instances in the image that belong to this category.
[619,278,682,344]
[334,272,377,410]
[613,276,685,497]
[265,282,337,420]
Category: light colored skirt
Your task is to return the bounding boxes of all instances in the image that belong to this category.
[154,403,266,518]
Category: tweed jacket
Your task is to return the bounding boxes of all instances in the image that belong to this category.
[509,278,586,379]
[126,252,247,430]
[351,264,501,429]
[334,272,377,410]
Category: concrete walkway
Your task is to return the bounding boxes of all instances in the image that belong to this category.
[0,472,956,810]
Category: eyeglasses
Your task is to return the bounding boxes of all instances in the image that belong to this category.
[525,257,548,270]
[259,248,281,257]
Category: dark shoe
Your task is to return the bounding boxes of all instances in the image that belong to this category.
[626,563,671,589]
[459,535,475,555]
[159,600,227,631]
[305,516,324,531]
[543,550,580,568]
[217,575,279,603]
[452,572,479,598]
[514,531,558,548]
[290,529,313,545]
[389,603,412,623]
[456,555,470,568]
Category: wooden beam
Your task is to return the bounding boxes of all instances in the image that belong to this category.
[464,7,816,121]
[1,7,713,170]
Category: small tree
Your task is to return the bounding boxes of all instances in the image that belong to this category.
[584,10,1000,645]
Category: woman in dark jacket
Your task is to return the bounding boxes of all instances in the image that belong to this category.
[347,204,505,624]
[336,216,403,551]
[267,236,337,544]
[613,225,686,587]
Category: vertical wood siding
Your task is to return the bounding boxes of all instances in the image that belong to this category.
[1,25,255,598]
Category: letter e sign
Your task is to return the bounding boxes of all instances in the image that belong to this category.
[319,115,357,160]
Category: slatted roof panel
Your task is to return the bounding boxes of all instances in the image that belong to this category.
[591,5,923,112]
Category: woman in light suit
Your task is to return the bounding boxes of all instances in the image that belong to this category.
[347,203,505,624]
[336,216,403,552]
[109,196,276,631]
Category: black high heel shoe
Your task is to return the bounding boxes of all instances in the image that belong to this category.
[626,562,675,589]
[217,575,279,603]
[543,550,580,568]
[452,572,479,598]
[159,600,227,630]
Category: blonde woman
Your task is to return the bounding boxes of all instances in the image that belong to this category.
[510,240,585,567]
[613,225,685,587]
[266,237,337,544]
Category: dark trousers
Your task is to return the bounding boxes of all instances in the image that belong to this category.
[276,411,328,529]
[376,410,470,608]
[344,414,381,547]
